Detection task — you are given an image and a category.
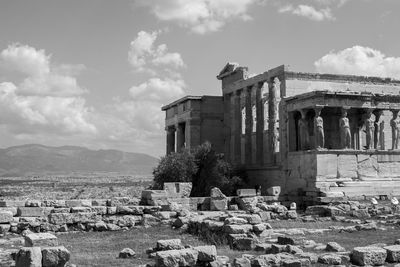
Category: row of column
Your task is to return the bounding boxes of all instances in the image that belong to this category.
[225,77,281,166]
[166,119,202,154]
[296,107,400,151]
[166,123,185,154]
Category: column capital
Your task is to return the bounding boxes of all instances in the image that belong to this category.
[298,108,307,118]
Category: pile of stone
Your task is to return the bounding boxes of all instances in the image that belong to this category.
[13,233,70,267]
[145,238,227,267]
[351,244,400,266]
[305,200,397,219]
[0,197,173,234]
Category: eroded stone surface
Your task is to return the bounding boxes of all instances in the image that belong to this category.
[351,246,386,266]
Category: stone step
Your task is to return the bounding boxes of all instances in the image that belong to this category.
[340,181,399,187]
[328,186,400,197]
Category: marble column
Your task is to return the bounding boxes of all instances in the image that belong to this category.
[166,126,175,154]
[176,123,185,152]
[268,77,280,163]
[245,86,253,165]
[255,82,264,165]
[223,93,232,161]
[234,90,242,165]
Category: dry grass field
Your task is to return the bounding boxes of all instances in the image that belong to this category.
[0,173,153,200]
[57,221,400,266]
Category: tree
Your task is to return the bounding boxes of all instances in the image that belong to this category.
[152,142,247,196]
[152,150,197,189]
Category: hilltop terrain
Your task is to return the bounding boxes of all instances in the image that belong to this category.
[0,144,159,176]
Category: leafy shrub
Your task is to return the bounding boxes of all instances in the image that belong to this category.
[152,150,197,189]
[152,142,247,196]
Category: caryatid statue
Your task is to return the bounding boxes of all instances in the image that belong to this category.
[314,107,324,149]
[365,110,374,150]
[391,110,400,150]
[374,110,385,150]
[339,108,351,149]
[298,110,309,150]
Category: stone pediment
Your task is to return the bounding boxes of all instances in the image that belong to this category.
[217,62,241,80]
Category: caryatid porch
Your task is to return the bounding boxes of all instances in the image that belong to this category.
[285,91,400,152]
[283,91,400,199]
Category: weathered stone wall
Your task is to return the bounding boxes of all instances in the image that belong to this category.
[244,167,283,196]
[0,197,168,235]
[286,150,400,200]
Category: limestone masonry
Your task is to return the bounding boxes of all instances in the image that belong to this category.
[162,63,400,204]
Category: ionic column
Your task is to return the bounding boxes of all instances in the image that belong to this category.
[245,86,253,165]
[166,126,176,154]
[255,82,264,165]
[234,90,242,165]
[176,123,185,152]
[223,94,232,161]
[268,77,280,163]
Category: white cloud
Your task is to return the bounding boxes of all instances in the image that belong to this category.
[129,77,185,103]
[152,44,185,69]
[279,4,334,21]
[136,0,260,34]
[0,43,171,156]
[0,82,96,135]
[123,30,188,154]
[314,46,400,79]
[0,44,96,137]
[0,44,86,97]
[0,44,50,76]
[128,30,185,72]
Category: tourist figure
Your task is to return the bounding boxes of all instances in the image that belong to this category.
[314,108,324,149]
[339,109,351,149]
[365,110,374,150]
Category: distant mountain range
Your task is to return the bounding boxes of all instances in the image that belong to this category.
[0,144,159,177]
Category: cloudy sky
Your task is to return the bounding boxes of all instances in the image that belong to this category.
[0,0,399,157]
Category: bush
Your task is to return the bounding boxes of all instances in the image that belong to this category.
[152,142,247,196]
[152,150,197,189]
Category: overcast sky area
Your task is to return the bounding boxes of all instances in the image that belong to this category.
[0,0,399,157]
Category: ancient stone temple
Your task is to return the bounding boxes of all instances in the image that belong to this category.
[162,62,400,203]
